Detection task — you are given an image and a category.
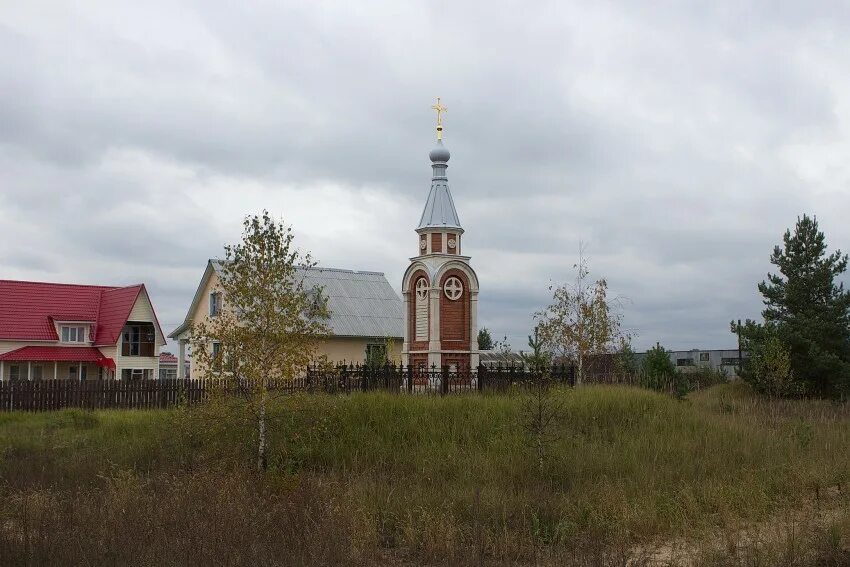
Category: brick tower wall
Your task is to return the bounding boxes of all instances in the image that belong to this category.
[439,269,470,352]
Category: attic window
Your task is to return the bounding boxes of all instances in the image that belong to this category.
[209,292,222,317]
[61,326,86,343]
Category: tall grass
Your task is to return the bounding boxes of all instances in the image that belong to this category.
[1,383,848,565]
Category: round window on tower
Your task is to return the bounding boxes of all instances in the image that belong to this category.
[444,276,463,301]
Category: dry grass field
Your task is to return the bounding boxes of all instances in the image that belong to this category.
[1,382,848,565]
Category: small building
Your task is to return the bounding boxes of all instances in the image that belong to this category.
[478,351,525,368]
[636,348,748,378]
[0,280,166,380]
[168,261,404,378]
[158,352,178,380]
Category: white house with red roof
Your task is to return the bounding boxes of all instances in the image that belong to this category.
[158,352,181,380]
[0,280,166,380]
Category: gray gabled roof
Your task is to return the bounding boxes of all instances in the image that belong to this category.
[298,267,403,338]
[202,261,403,339]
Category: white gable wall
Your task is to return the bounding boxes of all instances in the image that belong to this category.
[127,288,165,345]
[107,290,162,378]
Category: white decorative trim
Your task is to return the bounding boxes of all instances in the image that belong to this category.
[401,261,431,293]
[415,278,429,341]
[434,261,480,292]
[444,277,463,300]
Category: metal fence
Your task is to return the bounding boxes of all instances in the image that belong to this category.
[0,364,723,412]
[303,363,577,394]
[0,365,577,411]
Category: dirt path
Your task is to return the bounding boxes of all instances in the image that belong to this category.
[635,492,850,566]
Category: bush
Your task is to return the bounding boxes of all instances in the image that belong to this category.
[743,333,802,398]
[641,344,676,392]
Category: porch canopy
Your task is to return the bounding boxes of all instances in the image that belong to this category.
[0,346,116,377]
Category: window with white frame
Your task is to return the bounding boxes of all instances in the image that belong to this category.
[121,369,150,380]
[211,341,222,371]
[209,292,222,317]
[61,325,86,343]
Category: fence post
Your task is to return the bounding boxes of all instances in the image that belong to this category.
[441,365,449,395]
[477,364,485,392]
[407,364,413,393]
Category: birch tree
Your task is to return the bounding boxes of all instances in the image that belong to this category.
[534,246,626,385]
[191,211,330,471]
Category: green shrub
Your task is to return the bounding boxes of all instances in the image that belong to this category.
[641,343,676,393]
[743,332,802,398]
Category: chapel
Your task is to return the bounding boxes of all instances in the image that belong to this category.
[401,100,479,371]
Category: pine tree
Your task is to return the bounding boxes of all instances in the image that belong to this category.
[520,326,551,369]
[642,343,676,392]
[744,215,850,397]
[477,327,494,351]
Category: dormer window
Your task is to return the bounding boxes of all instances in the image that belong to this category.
[60,325,86,343]
[209,292,222,317]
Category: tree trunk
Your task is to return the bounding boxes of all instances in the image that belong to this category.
[257,380,267,472]
[577,351,584,386]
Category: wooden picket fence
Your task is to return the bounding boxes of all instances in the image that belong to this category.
[0,379,212,412]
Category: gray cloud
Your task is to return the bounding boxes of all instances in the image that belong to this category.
[2,0,850,353]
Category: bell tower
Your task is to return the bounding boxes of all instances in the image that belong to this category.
[402,99,479,371]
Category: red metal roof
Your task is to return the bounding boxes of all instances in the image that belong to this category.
[0,346,112,364]
[0,280,164,346]
[159,352,178,364]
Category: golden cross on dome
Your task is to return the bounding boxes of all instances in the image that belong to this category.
[431,97,447,140]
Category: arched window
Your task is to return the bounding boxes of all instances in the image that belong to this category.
[415,277,428,341]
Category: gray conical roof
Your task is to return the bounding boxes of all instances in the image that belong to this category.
[418,141,462,230]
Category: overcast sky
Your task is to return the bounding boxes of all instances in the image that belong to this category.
[2,1,849,352]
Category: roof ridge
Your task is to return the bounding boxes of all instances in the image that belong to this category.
[308,267,386,276]
[211,261,385,277]
[100,283,143,295]
[0,279,120,290]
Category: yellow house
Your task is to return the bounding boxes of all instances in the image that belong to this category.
[168,260,404,378]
